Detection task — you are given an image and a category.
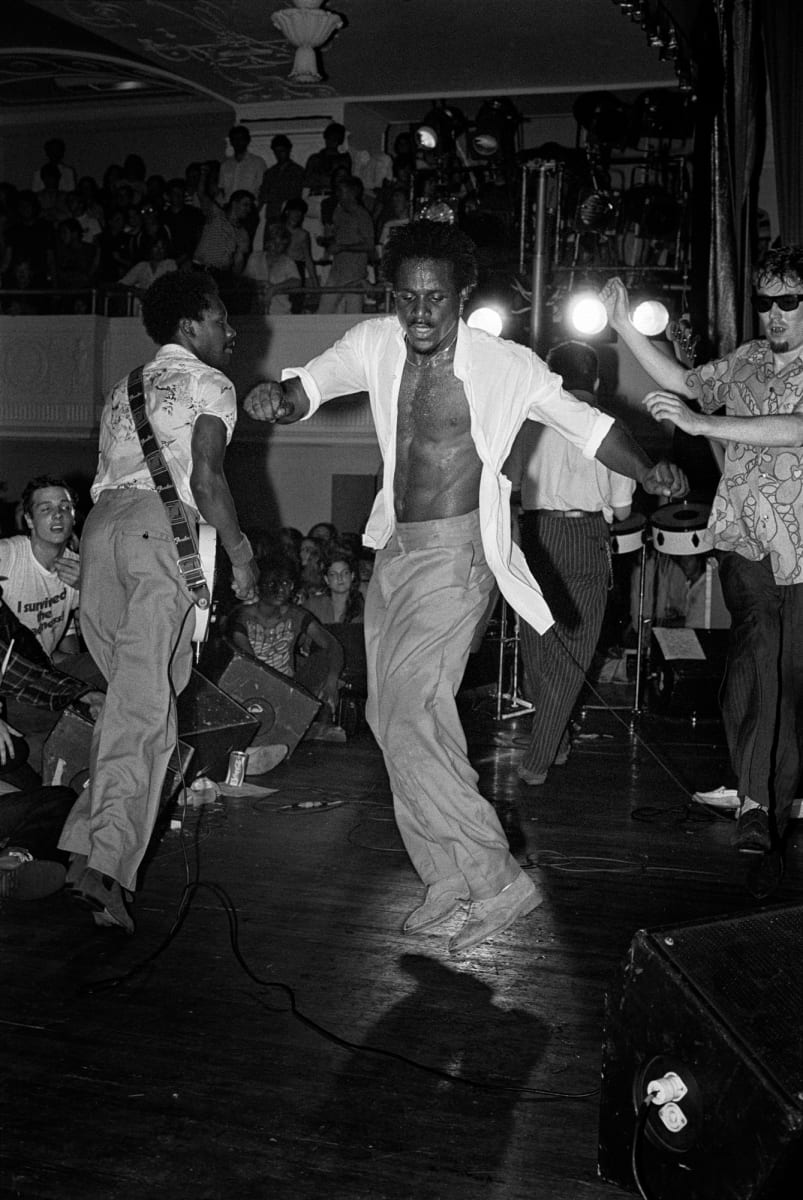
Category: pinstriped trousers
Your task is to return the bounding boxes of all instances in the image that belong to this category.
[518,510,610,776]
[718,551,803,836]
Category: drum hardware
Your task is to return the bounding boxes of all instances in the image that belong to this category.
[495,596,534,721]
[585,513,649,719]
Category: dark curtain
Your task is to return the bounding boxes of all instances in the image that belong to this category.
[761,0,803,245]
[703,0,764,354]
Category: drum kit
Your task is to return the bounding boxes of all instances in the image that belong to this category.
[609,500,712,713]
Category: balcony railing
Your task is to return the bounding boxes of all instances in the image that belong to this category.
[0,282,396,318]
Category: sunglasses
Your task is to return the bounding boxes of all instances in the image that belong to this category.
[752,293,803,313]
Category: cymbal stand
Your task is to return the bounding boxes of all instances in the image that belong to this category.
[582,535,649,722]
[495,597,535,721]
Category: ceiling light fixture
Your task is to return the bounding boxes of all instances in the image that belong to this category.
[272,0,344,84]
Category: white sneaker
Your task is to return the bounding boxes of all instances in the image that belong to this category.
[692,785,739,812]
[692,789,803,817]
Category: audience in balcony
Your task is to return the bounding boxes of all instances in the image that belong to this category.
[218,126,266,207]
[304,122,352,196]
[259,134,305,225]
[121,153,147,204]
[2,191,51,287]
[317,176,375,314]
[65,189,103,245]
[35,164,71,230]
[2,259,41,315]
[192,188,255,281]
[48,219,100,310]
[162,178,205,267]
[32,138,77,195]
[119,232,178,302]
[243,221,301,314]
[0,126,392,314]
[282,197,318,310]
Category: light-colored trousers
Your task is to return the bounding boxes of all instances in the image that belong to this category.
[59,490,195,891]
[364,510,520,901]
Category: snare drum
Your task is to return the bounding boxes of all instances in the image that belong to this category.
[610,512,647,555]
[650,501,712,556]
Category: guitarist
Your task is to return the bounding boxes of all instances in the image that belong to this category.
[59,270,257,933]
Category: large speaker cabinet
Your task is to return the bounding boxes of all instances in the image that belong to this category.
[200,640,320,758]
[598,904,803,1198]
[42,706,194,797]
[44,671,259,790]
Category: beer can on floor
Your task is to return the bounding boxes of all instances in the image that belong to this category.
[225,750,247,787]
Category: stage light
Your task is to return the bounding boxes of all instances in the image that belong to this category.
[470,97,520,160]
[415,124,438,151]
[630,299,670,336]
[567,292,608,336]
[467,306,504,336]
[415,102,467,155]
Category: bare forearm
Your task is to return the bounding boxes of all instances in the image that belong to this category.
[697,412,803,445]
[645,392,803,446]
[190,464,246,552]
[618,324,691,394]
[595,422,652,485]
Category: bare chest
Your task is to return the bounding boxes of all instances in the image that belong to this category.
[396,360,472,443]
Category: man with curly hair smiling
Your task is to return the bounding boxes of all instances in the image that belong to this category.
[603,245,803,896]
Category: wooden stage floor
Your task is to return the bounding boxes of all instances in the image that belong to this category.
[2,684,802,1200]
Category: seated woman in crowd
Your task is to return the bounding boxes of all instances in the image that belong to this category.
[226,556,343,716]
[304,549,364,626]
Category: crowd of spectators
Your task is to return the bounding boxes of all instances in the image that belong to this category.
[0,127,421,316]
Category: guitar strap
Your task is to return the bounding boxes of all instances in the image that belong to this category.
[126,365,210,612]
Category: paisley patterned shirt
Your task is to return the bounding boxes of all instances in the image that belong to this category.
[686,340,803,584]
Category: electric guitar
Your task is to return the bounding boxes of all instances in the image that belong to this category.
[191,520,217,659]
[667,315,725,472]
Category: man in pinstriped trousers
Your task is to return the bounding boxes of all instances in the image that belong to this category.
[505,341,636,787]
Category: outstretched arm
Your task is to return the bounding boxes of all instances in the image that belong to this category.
[243,374,311,424]
[595,420,688,499]
[601,277,693,396]
[644,391,803,446]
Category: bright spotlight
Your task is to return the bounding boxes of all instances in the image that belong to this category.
[630,300,670,336]
[567,293,608,336]
[467,306,504,336]
[415,124,438,151]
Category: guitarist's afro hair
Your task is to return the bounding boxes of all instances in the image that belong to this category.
[141,269,220,346]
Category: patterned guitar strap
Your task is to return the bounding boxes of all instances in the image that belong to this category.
[125,365,210,613]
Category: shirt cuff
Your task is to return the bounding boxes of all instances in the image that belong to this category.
[581,410,615,460]
[281,367,322,420]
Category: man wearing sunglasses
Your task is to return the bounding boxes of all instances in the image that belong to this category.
[602,246,803,897]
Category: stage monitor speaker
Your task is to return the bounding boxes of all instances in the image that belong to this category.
[199,640,320,758]
[648,628,728,718]
[42,706,194,799]
[598,904,803,1199]
[175,668,259,781]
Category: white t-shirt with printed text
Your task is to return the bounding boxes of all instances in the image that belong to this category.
[0,535,79,656]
